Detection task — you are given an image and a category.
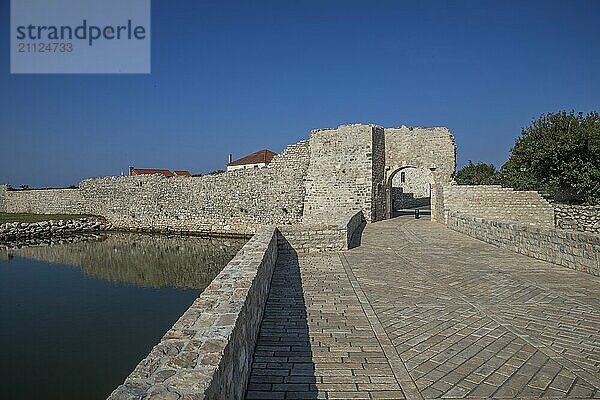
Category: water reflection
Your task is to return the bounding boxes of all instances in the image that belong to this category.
[0,233,246,289]
[0,232,247,400]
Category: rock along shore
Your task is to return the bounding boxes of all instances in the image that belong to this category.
[0,218,110,248]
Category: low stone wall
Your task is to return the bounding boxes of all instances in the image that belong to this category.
[447,212,600,276]
[554,204,600,234]
[108,211,365,399]
[443,185,555,227]
[0,218,108,248]
[277,211,366,254]
[108,226,278,400]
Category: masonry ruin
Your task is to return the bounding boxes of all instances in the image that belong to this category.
[3,123,598,400]
[1,123,594,270]
[0,124,457,232]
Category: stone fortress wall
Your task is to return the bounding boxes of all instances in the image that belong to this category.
[303,125,384,223]
[1,122,596,249]
[79,139,309,236]
[390,166,432,209]
[302,125,457,223]
[3,187,86,214]
[391,167,431,198]
[1,140,310,236]
[0,124,457,231]
[0,184,6,212]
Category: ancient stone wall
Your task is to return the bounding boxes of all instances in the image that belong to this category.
[384,127,456,219]
[371,127,387,221]
[303,125,380,223]
[1,124,458,228]
[0,185,6,212]
[384,127,456,177]
[84,140,309,235]
[443,185,555,227]
[390,166,433,209]
[554,204,600,234]
[391,188,431,209]
[431,182,446,222]
[447,212,600,276]
[2,141,310,236]
[4,187,86,214]
[391,167,432,198]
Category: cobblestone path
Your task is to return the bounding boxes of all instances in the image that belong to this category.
[247,217,600,399]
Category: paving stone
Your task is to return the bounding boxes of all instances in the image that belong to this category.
[344,217,600,399]
[246,217,600,399]
[246,251,404,399]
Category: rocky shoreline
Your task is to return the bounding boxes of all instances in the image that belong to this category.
[0,218,110,248]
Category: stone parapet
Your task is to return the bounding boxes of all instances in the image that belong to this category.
[278,211,365,254]
[107,211,365,399]
[554,204,600,234]
[447,212,600,276]
[108,225,278,400]
[443,185,555,227]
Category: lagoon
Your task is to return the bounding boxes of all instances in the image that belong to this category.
[0,233,245,400]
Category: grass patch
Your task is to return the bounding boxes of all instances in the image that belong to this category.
[0,213,103,224]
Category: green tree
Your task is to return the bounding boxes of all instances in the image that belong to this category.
[499,111,600,204]
[455,161,498,185]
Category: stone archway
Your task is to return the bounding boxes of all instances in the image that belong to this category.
[385,165,434,219]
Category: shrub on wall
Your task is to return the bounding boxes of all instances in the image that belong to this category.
[499,111,600,205]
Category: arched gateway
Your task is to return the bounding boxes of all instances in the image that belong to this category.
[387,165,433,217]
[302,124,456,224]
[384,126,456,221]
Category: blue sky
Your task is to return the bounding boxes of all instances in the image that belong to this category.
[1,0,599,187]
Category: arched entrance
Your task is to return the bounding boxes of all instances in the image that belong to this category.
[385,166,434,218]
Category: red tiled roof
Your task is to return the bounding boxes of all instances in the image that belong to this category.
[228,149,277,166]
[129,167,191,177]
[130,168,174,177]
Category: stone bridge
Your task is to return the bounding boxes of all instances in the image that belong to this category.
[246,216,600,399]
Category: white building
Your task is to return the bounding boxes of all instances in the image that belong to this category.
[226,149,277,172]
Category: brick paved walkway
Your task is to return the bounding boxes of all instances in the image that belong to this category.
[247,217,600,399]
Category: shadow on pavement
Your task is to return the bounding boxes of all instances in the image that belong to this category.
[245,241,318,399]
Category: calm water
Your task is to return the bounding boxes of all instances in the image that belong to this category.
[0,233,245,400]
